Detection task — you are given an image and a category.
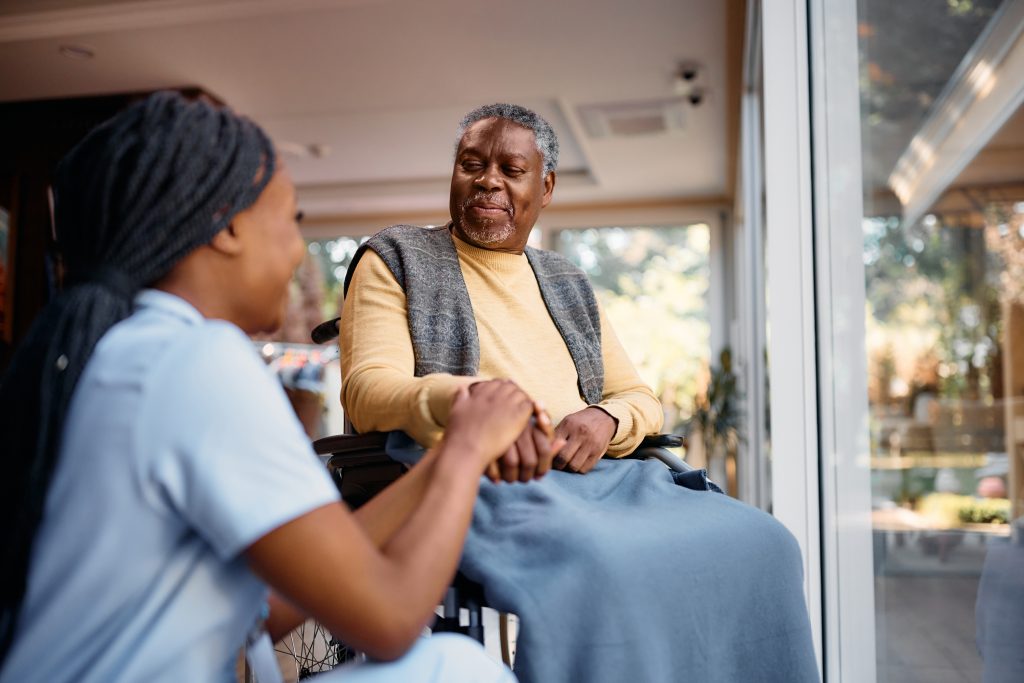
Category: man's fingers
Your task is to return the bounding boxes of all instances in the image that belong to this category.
[516,430,538,483]
[535,435,566,478]
[567,446,593,474]
[555,437,581,471]
[533,402,554,439]
[580,449,604,474]
[532,429,553,477]
[486,461,500,483]
[500,445,520,483]
[551,422,571,469]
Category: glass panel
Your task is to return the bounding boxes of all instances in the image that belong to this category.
[857,1,1024,681]
[557,225,713,470]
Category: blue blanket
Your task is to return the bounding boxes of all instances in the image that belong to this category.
[387,435,819,682]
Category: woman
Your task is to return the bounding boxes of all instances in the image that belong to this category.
[0,92,559,682]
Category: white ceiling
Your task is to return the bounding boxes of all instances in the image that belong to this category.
[0,0,731,225]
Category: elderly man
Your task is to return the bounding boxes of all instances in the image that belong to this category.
[341,104,661,479]
[339,104,819,683]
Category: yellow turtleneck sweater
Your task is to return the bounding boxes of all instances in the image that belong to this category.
[339,232,663,456]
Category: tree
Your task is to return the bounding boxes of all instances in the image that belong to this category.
[559,225,711,432]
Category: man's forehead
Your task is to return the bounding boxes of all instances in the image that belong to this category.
[458,118,539,156]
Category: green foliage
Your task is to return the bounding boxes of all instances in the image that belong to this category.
[306,236,368,320]
[559,226,711,432]
[689,347,741,457]
[864,215,1004,400]
[917,492,1010,527]
[918,493,976,527]
[957,497,1010,525]
[984,207,1024,307]
[946,0,977,17]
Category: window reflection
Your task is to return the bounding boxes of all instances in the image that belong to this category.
[859,1,1023,681]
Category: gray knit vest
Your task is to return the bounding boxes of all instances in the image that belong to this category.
[344,224,604,404]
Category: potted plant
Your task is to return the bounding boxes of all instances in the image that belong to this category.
[687,347,741,492]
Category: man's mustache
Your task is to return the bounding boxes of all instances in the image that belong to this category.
[463,193,513,215]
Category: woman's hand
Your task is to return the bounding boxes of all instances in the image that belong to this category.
[484,402,565,483]
[444,379,535,471]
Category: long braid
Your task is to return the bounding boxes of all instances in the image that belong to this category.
[0,92,276,664]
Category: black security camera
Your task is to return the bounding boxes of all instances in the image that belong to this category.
[678,62,700,82]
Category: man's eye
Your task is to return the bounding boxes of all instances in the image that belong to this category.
[504,167,524,176]
[462,162,482,171]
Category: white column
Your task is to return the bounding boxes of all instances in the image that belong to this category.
[762,0,823,673]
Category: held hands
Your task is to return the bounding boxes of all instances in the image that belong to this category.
[447,382,612,482]
[551,406,617,474]
[455,379,565,484]
[445,380,537,474]
[484,401,566,484]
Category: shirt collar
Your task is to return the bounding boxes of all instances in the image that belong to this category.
[134,289,205,326]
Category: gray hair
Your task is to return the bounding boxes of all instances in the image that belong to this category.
[454,103,559,176]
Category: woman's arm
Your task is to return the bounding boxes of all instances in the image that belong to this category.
[265,591,307,642]
[245,381,542,661]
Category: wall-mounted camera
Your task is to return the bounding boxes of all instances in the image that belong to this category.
[672,61,705,106]
[677,61,700,82]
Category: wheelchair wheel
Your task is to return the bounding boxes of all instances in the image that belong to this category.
[274,620,359,680]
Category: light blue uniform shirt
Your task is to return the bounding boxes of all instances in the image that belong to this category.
[1,290,340,683]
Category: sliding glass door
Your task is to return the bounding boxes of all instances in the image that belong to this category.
[764,0,1024,680]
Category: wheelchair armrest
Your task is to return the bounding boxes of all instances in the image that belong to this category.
[625,433,691,473]
[314,432,402,507]
[630,446,693,473]
[313,431,389,455]
[639,433,686,449]
[313,432,391,468]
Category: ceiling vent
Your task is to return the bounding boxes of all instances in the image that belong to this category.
[577,98,691,139]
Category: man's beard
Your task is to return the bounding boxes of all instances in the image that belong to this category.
[458,193,515,245]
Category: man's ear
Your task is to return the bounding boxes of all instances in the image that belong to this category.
[541,171,556,209]
[207,224,244,256]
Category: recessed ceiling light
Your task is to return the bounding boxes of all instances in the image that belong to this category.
[59,44,94,60]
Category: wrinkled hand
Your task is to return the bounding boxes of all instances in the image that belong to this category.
[484,403,566,484]
[445,380,534,472]
[552,407,617,474]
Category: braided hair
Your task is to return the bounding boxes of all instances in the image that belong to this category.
[0,91,276,663]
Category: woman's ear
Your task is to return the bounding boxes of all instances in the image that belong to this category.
[207,223,244,256]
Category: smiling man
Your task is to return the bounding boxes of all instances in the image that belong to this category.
[337,104,819,683]
[341,104,664,480]
[449,116,548,249]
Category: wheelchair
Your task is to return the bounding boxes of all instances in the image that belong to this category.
[307,317,693,668]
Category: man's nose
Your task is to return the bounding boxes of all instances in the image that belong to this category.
[473,165,502,191]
